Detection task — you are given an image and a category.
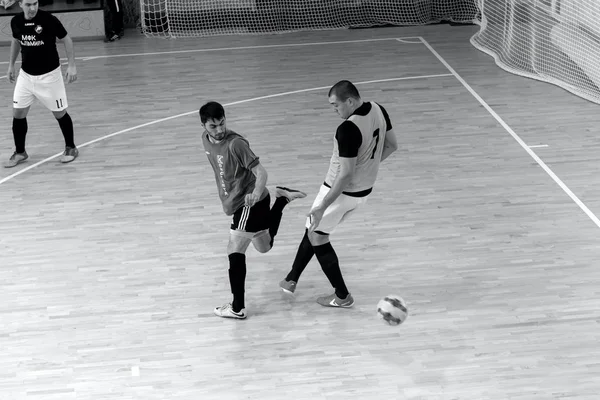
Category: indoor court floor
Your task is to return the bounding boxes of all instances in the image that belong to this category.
[1,23,599,400]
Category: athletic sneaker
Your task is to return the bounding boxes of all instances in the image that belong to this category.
[5,151,28,168]
[60,147,79,163]
[317,293,355,308]
[213,302,247,319]
[279,279,297,294]
[275,186,307,202]
[104,33,120,43]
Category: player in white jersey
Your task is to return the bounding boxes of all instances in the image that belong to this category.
[279,80,399,307]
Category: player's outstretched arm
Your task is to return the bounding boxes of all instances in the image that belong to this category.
[7,38,20,83]
[61,34,77,83]
[380,128,398,162]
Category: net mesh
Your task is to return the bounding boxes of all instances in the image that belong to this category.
[140,0,600,105]
[140,0,479,38]
[472,0,600,104]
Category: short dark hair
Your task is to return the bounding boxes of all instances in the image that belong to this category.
[328,80,361,101]
[199,101,225,124]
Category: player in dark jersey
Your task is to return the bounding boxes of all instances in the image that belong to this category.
[200,101,307,319]
[279,80,399,308]
[5,0,79,168]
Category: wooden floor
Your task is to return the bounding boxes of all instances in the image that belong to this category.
[1,24,600,400]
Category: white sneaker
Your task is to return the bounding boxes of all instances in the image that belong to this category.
[213,302,247,319]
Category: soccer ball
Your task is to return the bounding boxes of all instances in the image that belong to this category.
[377,295,408,326]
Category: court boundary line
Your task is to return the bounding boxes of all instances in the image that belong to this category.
[0,36,422,65]
[416,37,600,228]
[0,72,452,186]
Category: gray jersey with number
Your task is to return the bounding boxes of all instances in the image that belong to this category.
[324,102,392,194]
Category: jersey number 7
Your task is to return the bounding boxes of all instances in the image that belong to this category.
[370,128,380,159]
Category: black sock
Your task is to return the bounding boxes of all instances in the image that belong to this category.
[285,229,315,283]
[113,13,123,34]
[13,118,27,154]
[57,112,75,148]
[313,242,349,299]
[268,196,289,247]
[228,253,246,312]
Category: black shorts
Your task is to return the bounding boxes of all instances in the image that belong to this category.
[230,193,271,233]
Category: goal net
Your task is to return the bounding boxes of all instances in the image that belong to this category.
[472,0,600,104]
[140,0,480,38]
[140,0,600,105]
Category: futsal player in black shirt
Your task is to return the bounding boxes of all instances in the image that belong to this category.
[5,0,79,168]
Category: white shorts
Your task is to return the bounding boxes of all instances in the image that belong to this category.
[13,66,68,112]
[306,184,369,234]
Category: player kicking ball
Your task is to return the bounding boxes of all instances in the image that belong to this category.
[200,101,307,319]
[5,0,79,168]
[280,80,398,308]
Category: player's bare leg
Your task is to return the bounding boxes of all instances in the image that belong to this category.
[252,186,306,254]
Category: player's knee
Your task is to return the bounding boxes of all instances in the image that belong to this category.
[252,234,272,253]
[308,230,329,246]
[227,236,250,254]
[255,244,271,254]
[13,108,29,119]
[253,239,271,253]
[53,109,67,119]
[227,244,246,255]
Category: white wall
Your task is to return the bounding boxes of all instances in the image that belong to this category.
[0,9,105,44]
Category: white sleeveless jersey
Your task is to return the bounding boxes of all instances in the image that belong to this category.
[325,102,388,193]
